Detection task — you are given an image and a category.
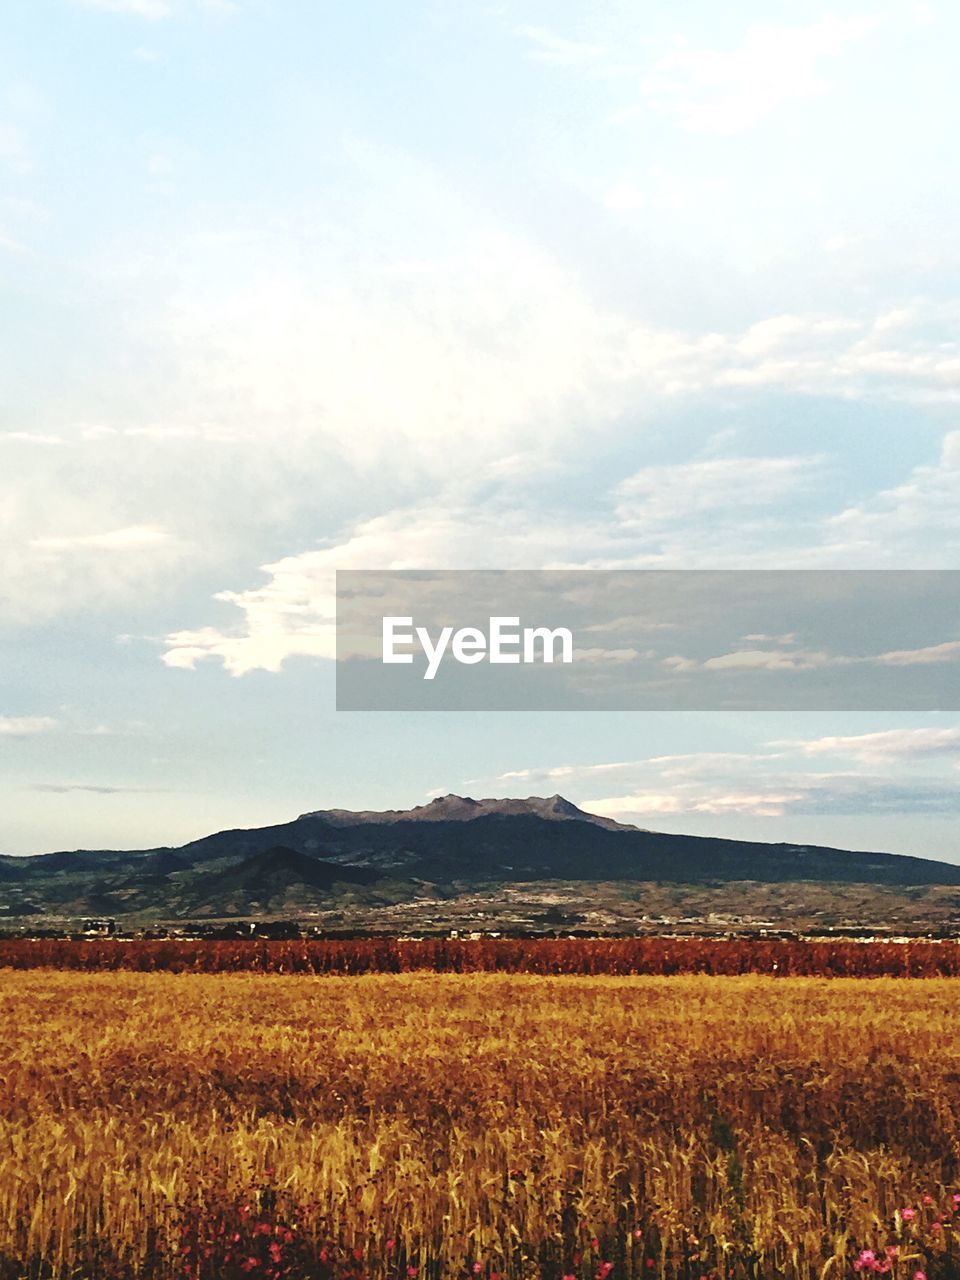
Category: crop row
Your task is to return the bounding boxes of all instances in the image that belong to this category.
[3,935,960,975]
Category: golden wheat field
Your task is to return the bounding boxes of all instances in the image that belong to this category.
[2,970,960,1280]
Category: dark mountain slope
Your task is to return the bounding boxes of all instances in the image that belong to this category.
[2,795,960,923]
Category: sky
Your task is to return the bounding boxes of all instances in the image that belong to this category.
[2,0,960,860]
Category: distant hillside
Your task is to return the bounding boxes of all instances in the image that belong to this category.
[2,794,960,926]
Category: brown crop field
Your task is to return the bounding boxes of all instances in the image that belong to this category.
[1,970,960,1280]
[5,937,960,976]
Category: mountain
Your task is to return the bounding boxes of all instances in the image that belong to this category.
[2,794,960,929]
[309,794,632,831]
[173,847,380,917]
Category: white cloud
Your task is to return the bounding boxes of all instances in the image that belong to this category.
[610,305,960,406]
[161,498,588,674]
[635,16,878,134]
[30,523,172,552]
[496,761,640,784]
[742,633,797,645]
[699,647,837,672]
[0,491,188,624]
[15,124,957,641]
[0,716,58,736]
[164,234,627,465]
[660,636,960,676]
[822,432,960,563]
[777,727,960,761]
[74,0,239,16]
[160,423,960,676]
[28,782,165,794]
[615,455,819,528]
[480,728,960,822]
[583,772,960,820]
[1,432,64,446]
[76,0,173,17]
[875,640,960,666]
[0,229,26,254]
[574,647,644,664]
[583,789,808,818]
[518,25,602,67]
[0,123,23,158]
[604,171,727,216]
[0,120,31,174]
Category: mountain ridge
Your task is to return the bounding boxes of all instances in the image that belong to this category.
[2,794,960,926]
[299,793,636,831]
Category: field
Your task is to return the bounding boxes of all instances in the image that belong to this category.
[2,969,960,1280]
[5,937,960,975]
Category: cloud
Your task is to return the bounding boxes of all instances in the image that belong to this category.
[28,782,167,794]
[698,647,837,672]
[0,716,58,736]
[518,26,602,67]
[662,635,960,677]
[875,640,960,666]
[30,524,172,552]
[495,762,640,783]
[14,160,949,639]
[162,498,578,674]
[0,230,26,254]
[776,727,960,762]
[75,0,173,17]
[162,298,960,675]
[1,432,65,446]
[74,0,240,16]
[584,789,807,818]
[160,426,960,677]
[15,112,957,644]
[481,732,960,822]
[584,774,960,820]
[163,233,627,463]
[615,455,820,527]
[634,16,878,134]
[0,479,190,623]
[574,647,645,664]
[823,433,960,563]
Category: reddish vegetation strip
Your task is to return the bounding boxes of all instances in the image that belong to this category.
[2,937,960,975]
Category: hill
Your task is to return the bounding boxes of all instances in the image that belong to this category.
[2,794,960,930]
